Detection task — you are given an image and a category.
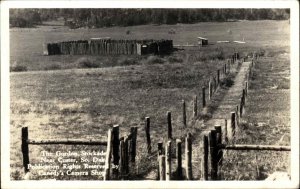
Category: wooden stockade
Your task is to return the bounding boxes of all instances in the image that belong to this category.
[21,125,138,180]
[43,39,173,56]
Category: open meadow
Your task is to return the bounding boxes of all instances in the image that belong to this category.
[10,20,290,180]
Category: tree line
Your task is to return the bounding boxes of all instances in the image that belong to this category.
[9,8,290,28]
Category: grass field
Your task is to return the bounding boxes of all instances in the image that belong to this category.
[10,20,290,180]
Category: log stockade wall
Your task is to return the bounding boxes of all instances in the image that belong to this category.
[43,39,173,56]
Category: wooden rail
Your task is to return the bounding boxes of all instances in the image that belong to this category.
[219,144,291,151]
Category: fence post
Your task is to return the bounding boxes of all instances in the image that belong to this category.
[159,155,166,180]
[209,130,218,180]
[215,125,223,180]
[104,129,112,180]
[236,105,240,126]
[208,80,212,100]
[176,139,182,180]
[119,137,124,180]
[145,117,151,154]
[165,140,172,180]
[185,133,192,180]
[157,141,163,180]
[112,125,120,174]
[202,87,206,108]
[182,100,187,127]
[193,95,198,119]
[217,70,220,85]
[231,112,236,141]
[245,81,248,96]
[224,63,227,75]
[224,119,228,143]
[21,127,30,173]
[124,137,129,179]
[240,97,244,118]
[167,112,172,139]
[130,126,137,163]
[203,135,209,180]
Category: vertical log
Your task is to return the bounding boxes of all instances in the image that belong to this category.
[231,112,236,141]
[215,126,223,179]
[21,127,30,173]
[182,100,187,127]
[176,139,182,180]
[203,135,209,180]
[202,87,206,108]
[245,81,248,96]
[193,95,198,118]
[145,117,151,154]
[112,125,120,178]
[104,129,112,180]
[165,140,172,180]
[224,63,227,75]
[240,97,244,117]
[224,119,228,143]
[236,105,240,126]
[209,130,218,180]
[208,80,212,100]
[167,112,172,139]
[159,155,166,180]
[123,137,129,179]
[185,133,192,180]
[157,141,163,180]
[119,138,124,180]
[217,70,220,85]
[130,126,137,162]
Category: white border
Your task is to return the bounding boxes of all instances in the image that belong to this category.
[1,1,299,189]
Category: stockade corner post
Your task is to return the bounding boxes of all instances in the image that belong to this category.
[145,117,151,154]
[21,127,30,174]
[130,126,138,163]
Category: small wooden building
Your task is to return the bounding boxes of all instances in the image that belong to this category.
[197,37,208,46]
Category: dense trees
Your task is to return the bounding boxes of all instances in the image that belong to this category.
[10,8,290,28]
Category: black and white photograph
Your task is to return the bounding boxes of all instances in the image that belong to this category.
[1,0,299,188]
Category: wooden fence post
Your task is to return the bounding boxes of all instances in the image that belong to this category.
[124,137,129,179]
[130,126,137,162]
[236,105,240,126]
[159,155,166,180]
[193,95,198,119]
[202,87,206,108]
[157,141,163,180]
[176,139,182,180]
[217,70,220,85]
[203,135,209,180]
[245,81,248,96]
[165,140,172,180]
[112,125,120,169]
[21,127,30,173]
[209,130,218,180]
[231,112,236,141]
[185,133,192,180]
[104,129,112,180]
[182,100,187,127]
[224,119,228,143]
[215,125,223,179]
[208,80,212,100]
[224,63,227,75]
[119,138,124,180]
[145,117,151,154]
[240,97,244,118]
[167,112,172,139]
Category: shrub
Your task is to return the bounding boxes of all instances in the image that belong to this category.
[10,65,27,72]
[44,63,62,70]
[76,57,100,68]
[167,56,183,63]
[117,57,138,66]
[144,55,165,65]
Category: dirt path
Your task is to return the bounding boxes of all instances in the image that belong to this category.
[204,61,251,129]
